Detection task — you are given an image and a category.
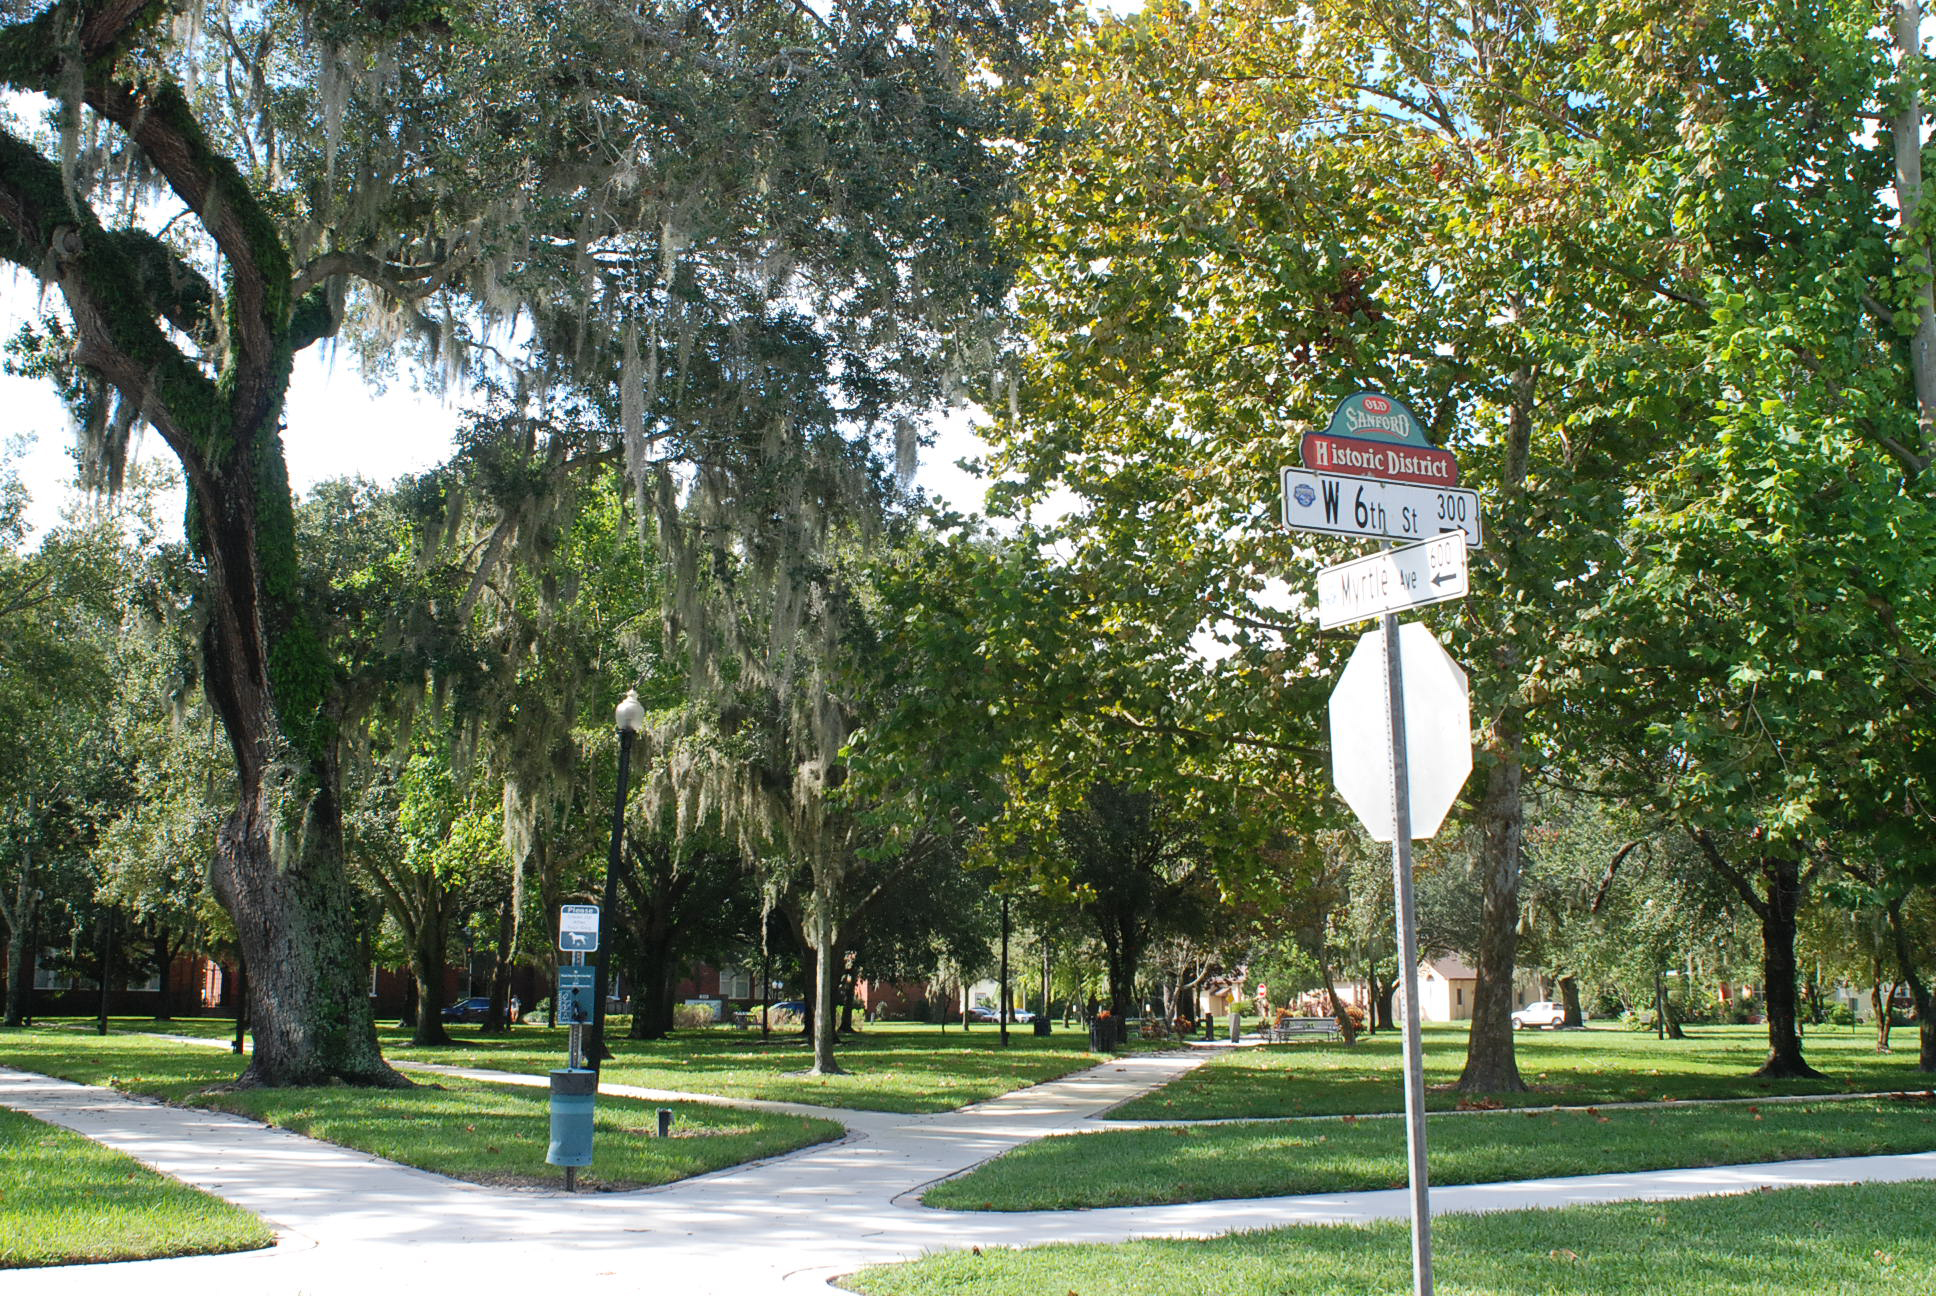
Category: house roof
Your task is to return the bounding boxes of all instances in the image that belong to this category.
[1424,956,1478,981]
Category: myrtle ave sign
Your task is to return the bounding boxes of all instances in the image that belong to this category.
[1316,532,1469,630]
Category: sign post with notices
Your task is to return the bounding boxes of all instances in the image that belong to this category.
[548,904,602,1189]
[1280,390,1482,1296]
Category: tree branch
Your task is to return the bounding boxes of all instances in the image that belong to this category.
[1684,823,1766,919]
[0,125,218,475]
[1588,840,1641,914]
[1099,712,1326,760]
[83,74,292,432]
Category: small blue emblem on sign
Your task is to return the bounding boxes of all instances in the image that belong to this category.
[1293,483,1317,507]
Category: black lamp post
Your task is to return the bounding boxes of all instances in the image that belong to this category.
[590,688,646,1069]
[998,892,1010,1047]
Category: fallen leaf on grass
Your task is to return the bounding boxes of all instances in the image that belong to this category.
[1549,1249,1581,1262]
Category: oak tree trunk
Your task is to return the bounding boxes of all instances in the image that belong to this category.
[1457,708,1529,1093]
[1887,899,1936,1072]
[483,898,516,1033]
[153,926,173,1020]
[1655,969,1685,1040]
[210,751,406,1086]
[195,417,404,1087]
[2,858,35,1027]
[1558,975,1583,1029]
[1319,957,1358,1045]
[807,900,844,1074]
[407,910,453,1048]
[1752,857,1821,1078]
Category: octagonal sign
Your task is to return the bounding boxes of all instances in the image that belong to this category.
[1328,622,1472,842]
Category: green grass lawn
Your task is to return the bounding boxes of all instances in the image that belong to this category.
[0,1027,841,1190]
[1112,1023,1933,1120]
[844,1179,1936,1296]
[0,1106,274,1268]
[925,1095,1936,1210]
[70,1015,1112,1114]
[382,1020,1113,1114]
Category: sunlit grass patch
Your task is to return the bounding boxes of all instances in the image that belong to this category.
[1112,1023,1932,1120]
[1,1026,840,1190]
[846,1180,1936,1296]
[926,1095,1936,1210]
[0,1106,273,1268]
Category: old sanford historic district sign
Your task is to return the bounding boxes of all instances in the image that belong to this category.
[1281,392,1484,549]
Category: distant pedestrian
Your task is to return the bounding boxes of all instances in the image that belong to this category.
[509,996,521,1024]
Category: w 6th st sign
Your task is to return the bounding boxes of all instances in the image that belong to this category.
[1281,467,1483,549]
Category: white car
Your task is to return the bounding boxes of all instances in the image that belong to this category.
[1510,1000,1569,1030]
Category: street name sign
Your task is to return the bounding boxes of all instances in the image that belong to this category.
[558,904,601,953]
[1281,467,1483,548]
[1328,622,1472,842]
[1317,533,1468,629]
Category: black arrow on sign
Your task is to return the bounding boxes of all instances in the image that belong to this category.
[1431,571,1459,587]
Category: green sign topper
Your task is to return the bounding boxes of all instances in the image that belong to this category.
[1324,391,1432,449]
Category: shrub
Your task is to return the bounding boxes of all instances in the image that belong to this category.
[673,1003,718,1029]
[1828,1003,1857,1027]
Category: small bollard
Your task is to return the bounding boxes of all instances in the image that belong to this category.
[548,1067,597,1189]
[656,1107,673,1138]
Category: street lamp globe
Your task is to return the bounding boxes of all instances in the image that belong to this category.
[615,688,646,734]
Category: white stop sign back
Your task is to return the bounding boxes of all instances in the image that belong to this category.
[1328,622,1472,842]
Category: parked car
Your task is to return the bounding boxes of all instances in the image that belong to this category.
[766,1000,807,1015]
[441,996,494,1023]
[965,1007,1034,1024]
[1510,1000,1571,1030]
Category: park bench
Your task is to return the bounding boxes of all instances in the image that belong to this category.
[1268,1016,1343,1043]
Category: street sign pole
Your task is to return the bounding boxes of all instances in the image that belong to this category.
[1381,607,1434,1296]
[565,947,583,1193]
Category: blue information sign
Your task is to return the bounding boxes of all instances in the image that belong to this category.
[558,966,596,1025]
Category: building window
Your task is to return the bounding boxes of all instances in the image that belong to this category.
[1456,987,1464,1006]
[33,952,74,991]
[719,966,752,999]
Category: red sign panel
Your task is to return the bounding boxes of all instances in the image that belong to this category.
[1300,431,1460,487]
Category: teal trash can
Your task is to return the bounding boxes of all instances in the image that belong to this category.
[547,1068,596,1168]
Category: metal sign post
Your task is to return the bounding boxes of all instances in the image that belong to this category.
[1284,390,1483,1296]
[1381,609,1434,1296]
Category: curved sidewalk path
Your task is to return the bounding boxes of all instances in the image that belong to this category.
[5,1052,1935,1296]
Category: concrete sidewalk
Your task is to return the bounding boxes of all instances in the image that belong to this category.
[5,1056,1935,1296]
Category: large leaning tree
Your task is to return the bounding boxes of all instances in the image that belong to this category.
[0,0,459,1085]
[0,0,1048,1084]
